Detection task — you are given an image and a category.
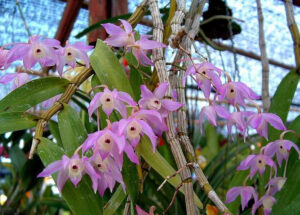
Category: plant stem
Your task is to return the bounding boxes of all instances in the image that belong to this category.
[148,0,198,214]
[29,67,94,158]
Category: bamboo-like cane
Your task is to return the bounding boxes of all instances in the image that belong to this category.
[29,67,94,158]
[148,0,198,214]
[170,0,232,214]
[256,0,270,112]
[169,0,185,46]
[284,0,300,70]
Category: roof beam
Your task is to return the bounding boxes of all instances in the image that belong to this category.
[55,0,83,45]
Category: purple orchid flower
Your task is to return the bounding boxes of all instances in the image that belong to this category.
[6,35,60,69]
[82,124,139,166]
[139,82,183,118]
[37,154,99,193]
[264,139,300,166]
[183,62,223,99]
[88,86,137,119]
[136,205,154,215]
[199,105,230,133]
[266,177,287,195]
[57,41,93,76]
[89,153,125,196]
[118,109,165,151]
[227,111,253,141]
[248,113,286,140]
[137,109,168,136]
[225,186,258,210]
[102,19,135,47]
[130,35,166,66]
[0,49,9,69]
[218,82,259,107]
[42,94,61,108]
[237,154,277,178]
[0,73,30,90]
[251,195,275,215]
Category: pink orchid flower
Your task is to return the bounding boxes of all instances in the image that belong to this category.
[199,105,230,133]
[57,41,93,76]
[89,154,125,196]
[248,112,286,140]
[227,111,252,141]
[88,86,137,119]
[266,177,287,196]
[103,19,166,66]
[218,82,259,107]
[0,73,30,90]
[225,186,258,210]
[102,19,135,47]
[0,49,9,69]
[183,62,223,99]
[251,195,275,215]
[118,110,159,152]
[6,35,60,69]
[130,35,166,66]
[138,108,168,136]
[37,154,99,193]
[139,82,183,118]
[264,139,300,166]
[136,205,155,215]
[82,124,139,166]
[237,154,277,178]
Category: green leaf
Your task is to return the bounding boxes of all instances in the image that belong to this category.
[48,121,63,147]
[285,115,300,169]
[10,145,26,172]
[0,112,40,134]
[103,185,126,215]
[271,160,300,215]
[0,77,69,113]
[205,124,219,157]
[136,138,203,209]
[58,104,88,157]
[89,40,134,97]
[122,154,139,203]
[37,138,103,215]
[268,70,299,141]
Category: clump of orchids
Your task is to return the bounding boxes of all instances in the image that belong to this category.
[0,19,299,215]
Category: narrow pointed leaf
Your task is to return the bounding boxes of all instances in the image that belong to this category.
[58,104,88,157]
[268,70,299,141]
[0,77,69,113]
[103,185,127,215]
[89,40,134,97]
[137,138,203,209]
[0,112,40,134]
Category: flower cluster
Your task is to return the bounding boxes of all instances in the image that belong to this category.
[0,35,93,91]
[183,62,286,141]
[226,132,300,215]
[183,61,300,214]
[38,83,182,196]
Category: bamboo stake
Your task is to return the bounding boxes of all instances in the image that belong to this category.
[256,0,270,112]
[148,0,197,214]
